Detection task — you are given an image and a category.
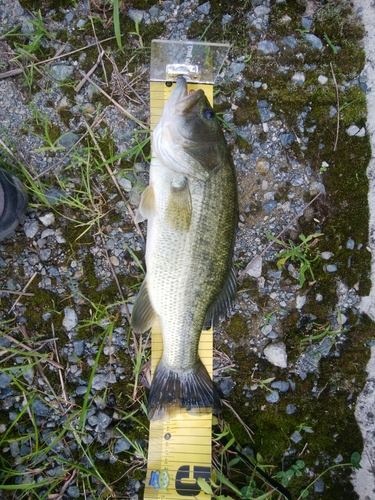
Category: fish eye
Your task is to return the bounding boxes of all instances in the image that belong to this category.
[203,109,215,120]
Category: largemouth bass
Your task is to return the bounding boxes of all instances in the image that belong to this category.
[131,76,238,419]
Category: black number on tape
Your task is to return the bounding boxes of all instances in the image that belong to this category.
[175,465,210,496]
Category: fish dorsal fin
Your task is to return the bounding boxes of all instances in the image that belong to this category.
[165,174,192,231]
[135,185,155,223]
[131,278,157,333]
[205,266,237,326]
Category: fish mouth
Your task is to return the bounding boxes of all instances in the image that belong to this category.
[172,76,204,115]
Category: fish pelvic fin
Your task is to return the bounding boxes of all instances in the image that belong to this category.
[148,359,221,420]
[135,185,155,223]
[131,278,157,333]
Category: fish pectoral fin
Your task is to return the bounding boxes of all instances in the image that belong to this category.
[131,278,157,333]
[166,176,192,231]
[135,185,156,223]
[204,266,237,327]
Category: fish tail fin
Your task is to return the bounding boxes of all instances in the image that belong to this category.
[148,359,221,420]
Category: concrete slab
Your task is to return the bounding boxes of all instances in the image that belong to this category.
[351,1,375,498]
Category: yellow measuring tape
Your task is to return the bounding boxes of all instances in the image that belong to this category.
[144,81,214,499]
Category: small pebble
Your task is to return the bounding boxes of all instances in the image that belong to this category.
[220,378,235,397]
[263,342,288,368]
[282,35,298,49]
[301,17,313,30]
[118,177,132,191]
[286,404,297,415]
[346,125,366,137]
[290,430,303,443]
[257,41,279,54]
[346,238,355,250]
[326,264,338,273]
[292,72,305,85]
[314,478,325,493]
[305,33,323,49]
[63,308,79,331]
[96,412,111,432]
[0,373,12,389]
[39,213,55,227]
[92,374,109,391]
[24,221,39,238]
[296,295,306,309]
[266,390,279,403]
[32,397,51,417]
[334,454,343,464]
[197,1,211,15]
[321,251,334,260]
[262,200,278,214]
[67,486,80,499]
[280,133,295,146]
[114,437,131,454]
[271,381,289,392]
[110,255,120,266]
[246,257,262,278]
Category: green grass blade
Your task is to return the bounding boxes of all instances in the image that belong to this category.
[113,0,123,52]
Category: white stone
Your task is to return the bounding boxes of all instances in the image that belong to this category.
[254,6,270,16]
[39,213,55,226]
[321,251,334,260]
[63,308,78,331]
[292,72,305,85]
[357,127,366,137]
[263,342,288,368]
[346,125,366,137]
[41,229,55,239]
[318,75,328,84]
[117,176,132,191]
[110,255,120,266]
[24,221,39,238]
[296,294,306,309]
[246,256,262,278]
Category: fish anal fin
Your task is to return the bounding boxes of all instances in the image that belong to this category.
[135,185,155,223]
[148,359,221,420]
[131,278,156,333]
[204,266,237,327]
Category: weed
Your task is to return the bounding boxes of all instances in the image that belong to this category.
[112,0,124,52]
[324,32,339,54]
[300,316,346,345]
[27,110,66,153]
[297,452,361,499]
[265,231,323,286]
[6,10,54,62]
[250,376,276,393]
[275,460,305,487]
[319,161,329,173]
[261,310,278,329]
[129,17,144,50]
[196,422,362,500]
[295,422,313,433]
